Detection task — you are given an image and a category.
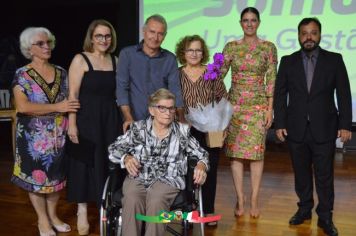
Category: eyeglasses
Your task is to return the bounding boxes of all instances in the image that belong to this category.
[152,105,176,113]
[94,34,112,41]
[185,49,203,55]
[32,40,55,49]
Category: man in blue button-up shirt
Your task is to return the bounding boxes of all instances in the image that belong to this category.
[116,14,184,132]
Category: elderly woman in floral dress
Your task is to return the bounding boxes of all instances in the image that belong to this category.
[11,27,80,236]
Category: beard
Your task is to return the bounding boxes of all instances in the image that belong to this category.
[299,39,320,52]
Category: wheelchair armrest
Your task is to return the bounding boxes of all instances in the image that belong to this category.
[109,160,121,171]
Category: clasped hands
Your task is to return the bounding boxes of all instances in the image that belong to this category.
[124,155,207,185]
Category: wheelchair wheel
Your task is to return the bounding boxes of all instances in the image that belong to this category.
[100,176,122,236]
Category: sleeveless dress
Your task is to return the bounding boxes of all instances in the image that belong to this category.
[221,40,278,160]
[11,65,68,193]
[67,53,123,206]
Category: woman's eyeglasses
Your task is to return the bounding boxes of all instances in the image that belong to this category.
[152,105,176,113]
[32,40,55,49]
[185,49,203,55]
[94,34,112,41]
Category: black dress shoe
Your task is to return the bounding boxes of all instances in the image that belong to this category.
[289,211,312,225]
[317,219,338,236]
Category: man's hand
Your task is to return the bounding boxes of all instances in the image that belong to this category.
[193,162,207,185]
[124,155,141,177]
[276,129,288,142]
[120,105,134,133]
[123,119,133,133]
[338,129,352,143]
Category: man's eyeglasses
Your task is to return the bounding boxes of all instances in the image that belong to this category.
[152,105,176,113]
[185,49,203,55]
[32,40,55,49]
[94,34,112,41]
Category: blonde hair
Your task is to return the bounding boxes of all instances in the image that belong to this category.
[148,88,176,107]
[83,19,117,53]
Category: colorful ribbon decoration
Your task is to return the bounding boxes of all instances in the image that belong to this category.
[136,210,221,223]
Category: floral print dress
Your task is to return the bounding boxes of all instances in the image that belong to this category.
[11,65,68,193]
[221,39,277,160]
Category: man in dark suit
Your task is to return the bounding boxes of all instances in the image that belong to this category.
[273,17,352,236]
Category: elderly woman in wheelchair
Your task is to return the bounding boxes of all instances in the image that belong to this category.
[108,88,209,236]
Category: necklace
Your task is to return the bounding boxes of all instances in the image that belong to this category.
[153,123,170,139]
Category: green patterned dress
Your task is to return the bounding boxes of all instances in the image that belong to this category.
[221,39,277,160]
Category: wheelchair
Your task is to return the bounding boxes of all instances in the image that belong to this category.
[100,159,205,236]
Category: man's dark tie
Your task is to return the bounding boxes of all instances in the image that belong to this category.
[306,55,314,92]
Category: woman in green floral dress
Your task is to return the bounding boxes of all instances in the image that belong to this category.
[221,7,278,218]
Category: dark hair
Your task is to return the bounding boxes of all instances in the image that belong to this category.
[175,35,209,65]
[298,17,322,34]
[240,7,260,22]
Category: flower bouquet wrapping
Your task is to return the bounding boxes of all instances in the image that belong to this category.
[185,53,233,147]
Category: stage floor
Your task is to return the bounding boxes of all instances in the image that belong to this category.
[1,142,356,236]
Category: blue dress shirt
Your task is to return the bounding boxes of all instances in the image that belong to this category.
[116,41,183,120]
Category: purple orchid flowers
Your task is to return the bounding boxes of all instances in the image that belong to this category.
[204,53,224,81]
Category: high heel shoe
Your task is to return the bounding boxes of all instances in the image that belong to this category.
[51,222,71,232]
[38,225,56,236]
[234,208,244,217]
[234,201,244,217]
[77,211,89,235]
[250,208,260,218]
[250,197,260,218]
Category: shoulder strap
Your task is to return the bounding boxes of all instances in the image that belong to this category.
[110,54,116,72]
[80,52,93,71]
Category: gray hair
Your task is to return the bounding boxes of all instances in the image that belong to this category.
[148,88,176,107]
[19,27,56,59]
[144,14,167,34]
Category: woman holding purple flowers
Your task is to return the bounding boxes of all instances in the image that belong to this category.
[175,35,227,226]
[220,7,278,218]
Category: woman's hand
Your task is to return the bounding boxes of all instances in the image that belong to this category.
[193,162,207,185]
[68,124,79,144]
[56,99,80,113]
[124,155,141,177]
[265,110,273,129]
